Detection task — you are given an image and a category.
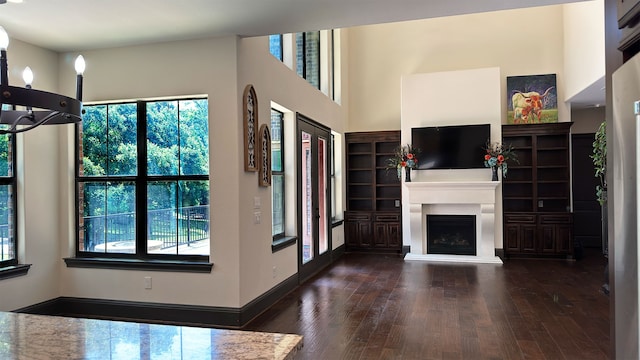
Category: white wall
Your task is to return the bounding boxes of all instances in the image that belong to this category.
[401,67,504,248]
[563,0,605,102]
[0,38,63,311]
[348,5,569,132]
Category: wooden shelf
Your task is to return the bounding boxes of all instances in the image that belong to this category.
[346,131,401,252]
[502,122,573,258]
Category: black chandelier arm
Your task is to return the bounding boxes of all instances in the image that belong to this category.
[1,84,82,117]
[0,110,76,134]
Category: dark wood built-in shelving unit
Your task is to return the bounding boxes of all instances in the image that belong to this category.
[502,122,574,258]
[345,131,402,252]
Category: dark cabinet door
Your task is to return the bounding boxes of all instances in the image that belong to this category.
[539,225,557,253]
[386,223,402,248]
[555,224,573,254]
[505,224,521,252]
[373,223,389,248]
[521,225,537,253]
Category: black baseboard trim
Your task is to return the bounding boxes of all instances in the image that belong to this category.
[15,245,352,328]
[495,248,505,261]
[402,246,410,256]
[16,274,299,329]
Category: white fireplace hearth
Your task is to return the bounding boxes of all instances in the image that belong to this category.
[403,181,503,264]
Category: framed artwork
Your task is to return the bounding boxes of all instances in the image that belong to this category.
[507,74,557,124]
[243,84,258,171]
[258,124,272,187]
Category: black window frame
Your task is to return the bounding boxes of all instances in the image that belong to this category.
[72,98,211,266]
[0,106,19,270]
[0,107,19,272]
[271,109,285,241]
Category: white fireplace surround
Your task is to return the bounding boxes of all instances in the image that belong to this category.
[404,181,503,264]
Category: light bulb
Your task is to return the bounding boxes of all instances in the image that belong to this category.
[22,66,33,86]
[0,26,8,50]
[74,55,85,75]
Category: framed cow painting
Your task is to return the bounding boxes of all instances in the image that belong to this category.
[506,74,557,124]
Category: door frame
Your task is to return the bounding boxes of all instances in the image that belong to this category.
[296,113,332,283]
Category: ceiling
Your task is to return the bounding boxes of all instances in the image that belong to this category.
[0,0,601,107]
[0,0,589,52]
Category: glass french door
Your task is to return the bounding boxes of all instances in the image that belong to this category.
[297,114,331,282]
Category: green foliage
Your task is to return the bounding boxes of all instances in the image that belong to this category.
[591,121,607,205]
[81,98,210,218]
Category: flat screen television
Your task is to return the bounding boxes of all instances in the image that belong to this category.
[411,124,490,170]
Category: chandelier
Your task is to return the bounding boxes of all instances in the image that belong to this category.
[0,26,84,134]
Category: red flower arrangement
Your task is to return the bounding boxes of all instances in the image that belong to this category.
[484,141,517,177]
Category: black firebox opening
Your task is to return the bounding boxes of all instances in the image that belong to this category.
[427,215,476,256]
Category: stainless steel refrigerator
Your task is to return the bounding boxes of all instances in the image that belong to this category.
[612,52,640,359]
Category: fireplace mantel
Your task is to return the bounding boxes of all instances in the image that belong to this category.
[404,181,503,264]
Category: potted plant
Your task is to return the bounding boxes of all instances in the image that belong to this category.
[591,121,607,206]
[590,121,608,294]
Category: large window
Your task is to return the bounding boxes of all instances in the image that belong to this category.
[296,31,320,89]
[76,98,210,260]
[271,109,285,240]
[0,106,16,269]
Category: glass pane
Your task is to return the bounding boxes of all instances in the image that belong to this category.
[107,103,138,176]
[0,185,14,262]
[178,99,209,176]
[79,182,136,253]
[148,181,209,255]
[305,31,320,89]
[147,101,179,176]
[301,131,313,264]
[272,174,284,236]
[296,32,304,78]
[318,137,328,255]
[0,126,12,177]
[271,110,283,172]
[80,105,107,176]
[81,104,138,177]
[269,34,283,61]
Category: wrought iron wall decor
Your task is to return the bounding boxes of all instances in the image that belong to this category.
[258,124,271,187]
[243,84,258,171]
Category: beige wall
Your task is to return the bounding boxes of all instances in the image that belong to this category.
[0,32,348,310]
[347,5,570,132]
[572,106,605,133]
[0,39,63,311]
[236,35,347,305]
[57,37,244,308]
[563,0,605,102]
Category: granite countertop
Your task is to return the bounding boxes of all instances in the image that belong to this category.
[0,311,303,360]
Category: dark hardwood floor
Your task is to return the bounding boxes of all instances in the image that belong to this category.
[245,249,610,359]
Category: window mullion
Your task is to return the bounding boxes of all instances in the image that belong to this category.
[136,101,147,257]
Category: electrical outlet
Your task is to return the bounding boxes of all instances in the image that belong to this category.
[254,212,261,224]
[144,276,152,289]
[272,266,277,278]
